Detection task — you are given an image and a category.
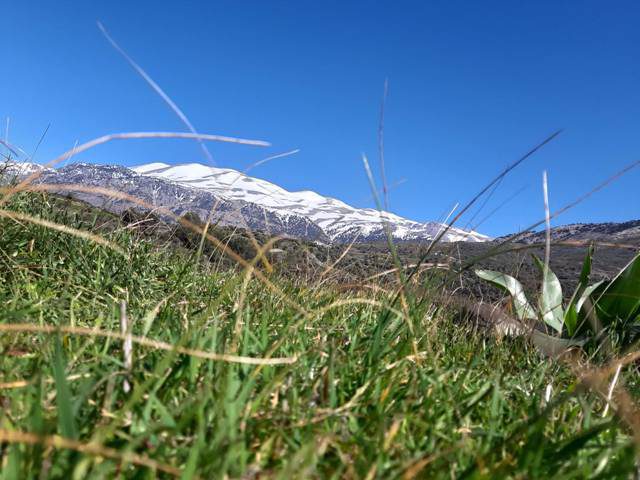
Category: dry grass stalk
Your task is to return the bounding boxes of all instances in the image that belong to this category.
[542,170,551,270]
[365,263,449,282]
[97,21,214,165]
[0,323,297,365]
[0,208,125,254]
[603,363,623,417]
[0,429,183,476]
[95,20,299,273]
[319,232,361,279]
[0,130,269,209]
[120,300,132,394]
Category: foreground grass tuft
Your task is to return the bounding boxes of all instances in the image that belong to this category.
[0,193,637,478]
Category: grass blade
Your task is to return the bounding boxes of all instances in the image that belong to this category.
[52,334,78,440]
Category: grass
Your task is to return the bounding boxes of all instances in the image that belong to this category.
[0,192,638,478]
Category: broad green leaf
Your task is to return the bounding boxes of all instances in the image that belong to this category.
[578,243,594,287]
[564,304,578,337]
[576,281,605,314]
[532,255,564,333]
[531,330,587,358]
[475,269,536,320]
[592,254,640,324]
[565,246,595,336]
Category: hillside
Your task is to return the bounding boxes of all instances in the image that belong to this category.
[1,191,638,477]
[4,189,635,305]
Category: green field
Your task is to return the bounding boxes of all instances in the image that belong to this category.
[0,193,638,479]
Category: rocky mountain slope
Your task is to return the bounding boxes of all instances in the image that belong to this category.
[3,161,489,243]
[508,220,640,246]
[132,162,489,242]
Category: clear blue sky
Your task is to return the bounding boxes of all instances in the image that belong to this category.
[3,1,640,236]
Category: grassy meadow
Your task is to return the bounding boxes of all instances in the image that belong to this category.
[0,188,638,479]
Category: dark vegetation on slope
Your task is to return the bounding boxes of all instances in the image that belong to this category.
[18,191,633,310]
[120,196,640,303]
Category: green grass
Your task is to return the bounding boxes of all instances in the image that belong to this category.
[0,193,637,479]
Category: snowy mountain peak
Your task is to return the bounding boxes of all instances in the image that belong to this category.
[3,159,489,243]
[131,162,171,174]
[133,162,490,243]
[3,161,50,175]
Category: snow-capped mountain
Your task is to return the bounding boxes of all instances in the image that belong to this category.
[131,162,489,243]
[2,160,489,243]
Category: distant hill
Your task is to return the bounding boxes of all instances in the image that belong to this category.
[506,220,640,246]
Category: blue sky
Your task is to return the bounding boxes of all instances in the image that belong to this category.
[3,1,640,236]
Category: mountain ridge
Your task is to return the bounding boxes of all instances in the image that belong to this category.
[4,160,489,244]
[130,161,489,243]
[5,160,639,247]
[506,219,640,245]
